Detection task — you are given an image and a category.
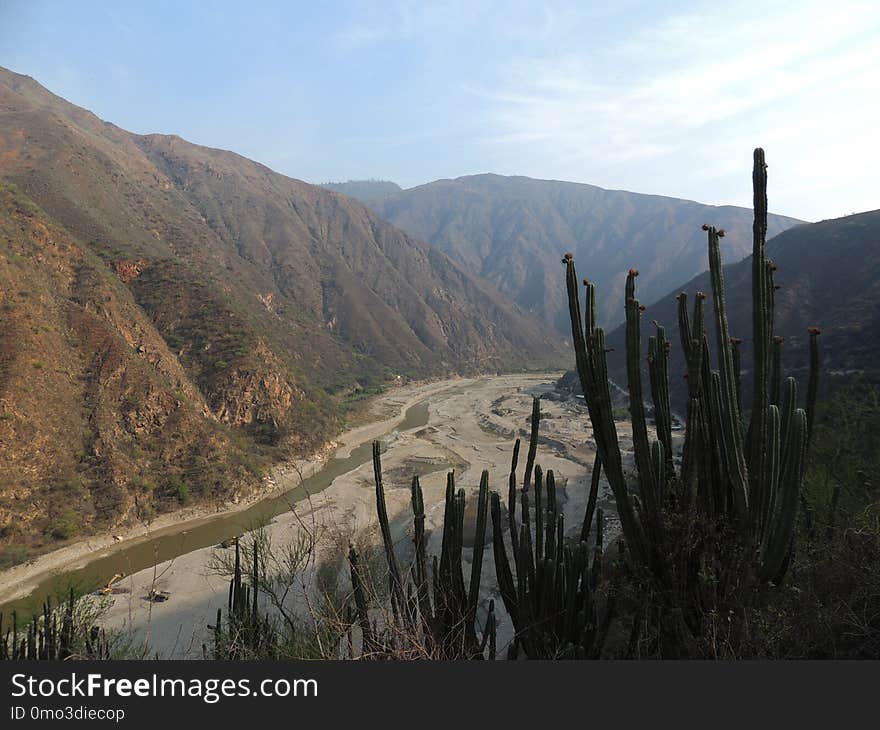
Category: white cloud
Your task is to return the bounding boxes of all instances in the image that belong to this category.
[472,0,880,219]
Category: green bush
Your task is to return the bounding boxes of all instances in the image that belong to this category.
[47,510,80,541]
[162,475,190,505]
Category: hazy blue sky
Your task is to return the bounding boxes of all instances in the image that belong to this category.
[1,0,877,221]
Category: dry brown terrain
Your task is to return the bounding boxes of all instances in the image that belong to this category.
[0,66,562,558]
[91,374,640,657]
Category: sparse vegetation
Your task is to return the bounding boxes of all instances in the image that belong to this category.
[0,59,876,665]
[46,510,81,541]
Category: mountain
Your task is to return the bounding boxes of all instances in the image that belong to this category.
[356,174,803,330]
[0,180,267,558]
[0,67,561,560]
[602,209,880,411]
[321,180,402,205]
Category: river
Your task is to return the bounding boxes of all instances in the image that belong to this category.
[0,393,439,618]
[0,373,606,657]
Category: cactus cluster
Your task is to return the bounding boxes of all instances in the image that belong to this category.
[490,398,614,659]
[349,441,496,659]
[0,589,110,660]
[562,148,821,633]
[360,397,614,659]
[210,539,277,659]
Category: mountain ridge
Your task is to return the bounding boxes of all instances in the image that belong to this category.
[334,173,804,330]
[0,66,562,560]
[602,208,880,411]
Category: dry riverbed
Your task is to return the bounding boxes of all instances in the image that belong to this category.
[0,377,472,607]
[3,373,633,657]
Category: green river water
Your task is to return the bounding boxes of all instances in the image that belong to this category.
[0,397,437,618]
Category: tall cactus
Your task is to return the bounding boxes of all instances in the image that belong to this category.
[1,588,111,661]
[356,442,493,658]
[210,538,277,659]
[362,395,613,659]
[562,149,819,640]
[490,398,614,659]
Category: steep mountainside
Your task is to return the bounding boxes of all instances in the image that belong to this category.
[0,67,562,560]
[359,174,803,329]
[602,209,880,410]
[0,181,267,561]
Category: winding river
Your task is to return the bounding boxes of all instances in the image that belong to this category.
[0,397,436,618]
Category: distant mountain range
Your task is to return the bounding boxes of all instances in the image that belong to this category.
[0,67,561,555]
[321,180,402,205]
[0,65,862,564]
[334,176,804,329]
[603,209,880,411]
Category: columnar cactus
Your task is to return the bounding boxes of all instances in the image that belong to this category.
[1,588,110,660]
[562,148,819,632]
[362,395,613,659]
[359,442,493,658]
[356,146,818,658]
[211,538,276,659]
[490,399,614,659]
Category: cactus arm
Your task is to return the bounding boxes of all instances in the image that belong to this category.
[761,409,807,581]
[348,546,374,654]
[534,465,544,563]
[749,148,771,527]
[648,324,675,477]
[806,329,821,445]
[677,293,693,361]
[708,370,733,515]
[545,470,558,561]
[480,599,496,660]
[453,489,468,610]
[523,397,541,490]
[580,452,602,543]
[706,226,750,521]
[760,405,782,544]
[490,492,518,621]
[467,471,490,624]
[410,475,435,635]
[585,279,597,339]
[519,489,536,596]
[625,270,660,524]
[372,441,406,618]
[652,440,666,504]
[508,438,520,564]
[731,337,743,415]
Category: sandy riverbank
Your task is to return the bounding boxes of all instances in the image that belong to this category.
[90,372,628,657]
[0,375,477,607]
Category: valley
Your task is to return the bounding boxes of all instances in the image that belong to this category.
[0,373,626,657]
[0,53,875,663]
[0,66,563,561]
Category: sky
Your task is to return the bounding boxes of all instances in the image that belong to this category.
[1,0,878,221]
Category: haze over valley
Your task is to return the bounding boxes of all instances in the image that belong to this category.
[326,175,803,329]
[0,0,878,663]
